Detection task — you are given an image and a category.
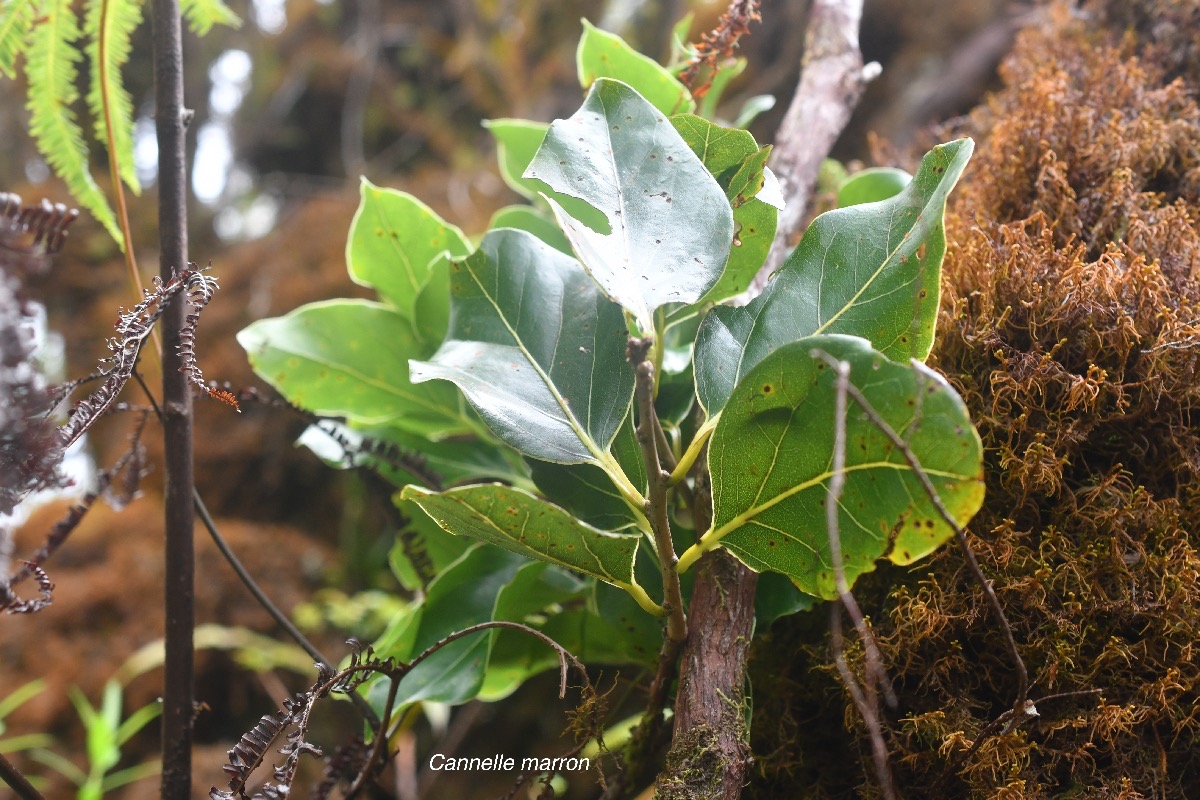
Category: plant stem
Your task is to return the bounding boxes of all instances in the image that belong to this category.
[0,753,46,800]
[630,345,686,645]
[754,0,871,289]
[150,1,194,796]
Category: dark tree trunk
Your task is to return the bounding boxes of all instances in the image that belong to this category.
[658,550,758,799]
[152,1,194,796]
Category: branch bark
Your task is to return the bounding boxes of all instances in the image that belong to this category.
[753,0,870,290]
[152,1,194,796]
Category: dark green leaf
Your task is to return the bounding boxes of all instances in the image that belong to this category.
[525,79,734,334]
[488,204,572,254]
[410,228,635,467]
[755,572,817,627]
[577,19,694,115]
[670,114,779,306]
[401,484,647,599]
[691,335,984,599]
[527,414,647,531]
[346,179,470,319]
[373,546,529,711]
[238,300,476,439]
[695,138,973,415]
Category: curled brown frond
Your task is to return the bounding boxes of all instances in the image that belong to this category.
[677,0,761,100]
[177,265,240,410]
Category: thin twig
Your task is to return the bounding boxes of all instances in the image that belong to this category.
[0,752,45,800]
[825,357,897,800]
[834,373,1029,714]
[130,372,382,730]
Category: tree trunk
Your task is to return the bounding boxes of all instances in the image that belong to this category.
[657,550,758,799]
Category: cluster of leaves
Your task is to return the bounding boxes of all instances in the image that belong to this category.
[240,20,984,793]
[0,0,240,244]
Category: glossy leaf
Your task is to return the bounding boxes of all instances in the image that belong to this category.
[410,228,634,464]
[487,205,572,254]
[671,114,779,305]
[696,138,973,415]
[526,79,734,333]
[696,335,984,599]
[577,19,694,116]
[837,167,911,207]
[238,300,474,438]
[401,484,643,593]
[345,179,470,319]
[528,414,647,530]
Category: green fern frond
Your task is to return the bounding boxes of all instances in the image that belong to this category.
[86,0,144,195]
[25,0,121,243]
[0,0,37,78]
[180,0,240,36]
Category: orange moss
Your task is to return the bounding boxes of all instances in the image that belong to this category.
[751,7,1200,799]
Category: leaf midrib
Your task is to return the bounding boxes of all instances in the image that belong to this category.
[462,256,609,465]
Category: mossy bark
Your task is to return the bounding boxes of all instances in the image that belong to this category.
[657,550,757,800]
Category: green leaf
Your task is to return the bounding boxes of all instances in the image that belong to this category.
[411,260,450,349]
[733,94,775,129]
[346,179,471,319]
[410,228,635,466]
[484,118,611,232]
[691,335,984,599]
[527,413,646,531]
[401,484,645,596]
[837,167,911,208]
[577,19,694,116]
[238,299,476,439]
[0,679,44,722]
[480,562,587,699]
[0,0,36,78]
[755,572,817,627]
[670,114,779,305]
[86,0,144,196]
[488,205,572,254]
[697,57,746,120]
[695,138,974,416]
[296,420,526,491]
[483,118,548,201]
[25,1,120,243]
[179,0,240,35]
[374,547,530,711]
[525,79,734,334]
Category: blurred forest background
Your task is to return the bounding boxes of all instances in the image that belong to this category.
[5,0,1200,797]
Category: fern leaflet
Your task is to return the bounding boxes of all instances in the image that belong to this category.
[0,0,36,78]
[180,0,241,36]
[25,0,121,243]
[86,0,144,196]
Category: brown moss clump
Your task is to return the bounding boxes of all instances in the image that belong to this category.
[750,9,1200,800]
